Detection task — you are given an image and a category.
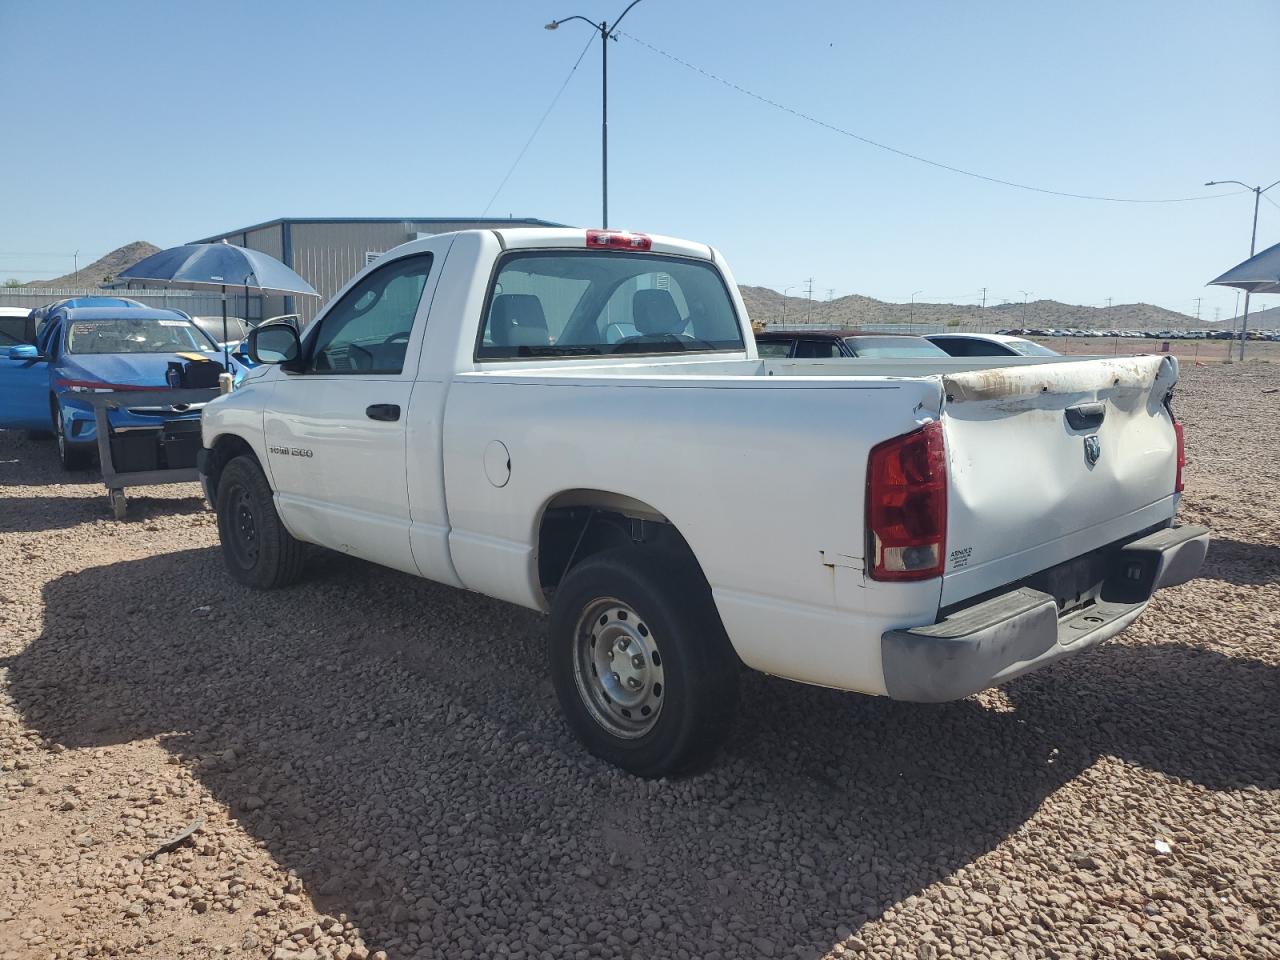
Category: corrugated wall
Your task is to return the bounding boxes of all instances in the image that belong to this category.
[192,220,560,325]
[289,220,531,324]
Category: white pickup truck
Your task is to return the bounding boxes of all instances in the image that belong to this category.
[198,227,1209,777]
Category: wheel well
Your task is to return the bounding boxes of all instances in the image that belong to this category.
[205,434,259,501]
[536,491,706,597]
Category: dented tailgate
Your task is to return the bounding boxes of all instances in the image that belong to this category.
[939,355,1181,607]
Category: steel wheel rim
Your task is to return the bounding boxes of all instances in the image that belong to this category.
[572,597,665,739]
[225,483,260,568]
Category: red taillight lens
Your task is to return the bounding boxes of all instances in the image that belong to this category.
[585,229,652,251]
[866,420,947,581]
[1173,420,1185,493]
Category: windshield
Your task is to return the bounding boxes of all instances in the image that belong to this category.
[477,251,744,359]
[65,317,218,355]
[1006,339,1059,356]
[193,316,252,343]
[843,336,950,358]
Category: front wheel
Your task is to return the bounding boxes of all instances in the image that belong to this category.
[548,547,739,777]
[215,455,307,589]
[54,403,94,471]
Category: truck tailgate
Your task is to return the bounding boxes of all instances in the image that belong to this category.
[939,354,1180,606]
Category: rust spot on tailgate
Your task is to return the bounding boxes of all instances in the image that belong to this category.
[942,356,1170,403]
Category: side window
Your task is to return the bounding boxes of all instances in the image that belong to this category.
[39,319,62,359]
[756,341,792,358]
[795,339,837,359]
[307,253,433,374]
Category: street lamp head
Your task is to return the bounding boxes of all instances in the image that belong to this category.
[544,20,560,30]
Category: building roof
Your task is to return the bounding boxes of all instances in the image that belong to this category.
[190,216,566,243]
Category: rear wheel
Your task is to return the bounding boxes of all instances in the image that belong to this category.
[215,455,307,589]
[548,547,739,777]
[54,403,94,471]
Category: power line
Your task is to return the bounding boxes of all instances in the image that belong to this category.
[619,31,1247,205]
[481,33,596,217]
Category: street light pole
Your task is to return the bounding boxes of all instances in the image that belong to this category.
[781,285,796,325]
[546,1,645,228]
[1020,291,1032,327]
[909,290,922,326]
[1205,178,1280,360]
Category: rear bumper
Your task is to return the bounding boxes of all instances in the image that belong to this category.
[881,523,1210,702]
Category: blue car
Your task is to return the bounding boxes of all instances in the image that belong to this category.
[0,306,235,470]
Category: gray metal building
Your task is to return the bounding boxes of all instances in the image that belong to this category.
[189,216,564,323]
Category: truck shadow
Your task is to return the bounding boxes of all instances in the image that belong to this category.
[6,547,1277,957]
[1197,536,1280,587]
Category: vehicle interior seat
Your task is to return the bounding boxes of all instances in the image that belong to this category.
[489,294,552,347]
[631,289,686,337]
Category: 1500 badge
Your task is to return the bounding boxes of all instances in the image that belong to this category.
[269,446,313,458]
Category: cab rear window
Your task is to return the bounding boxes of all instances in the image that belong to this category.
[477,251,744,359]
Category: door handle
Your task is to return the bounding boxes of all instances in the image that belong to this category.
[365,403,401,422]
[1065,401,1106,430]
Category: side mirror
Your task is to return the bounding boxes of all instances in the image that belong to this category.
[8,344,42,361]
[248,323,301,367]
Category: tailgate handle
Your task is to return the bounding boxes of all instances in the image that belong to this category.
[1065,402,1106,430]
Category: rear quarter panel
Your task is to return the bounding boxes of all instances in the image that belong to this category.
[442,372,945,694]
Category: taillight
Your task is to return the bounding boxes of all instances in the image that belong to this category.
[585,229,652,251]
[1173,420,1185,493]
[866,420,947,581]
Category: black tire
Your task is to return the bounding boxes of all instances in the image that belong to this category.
[548,546,739,777]
[215,455,307,589]
[54,403,94,470]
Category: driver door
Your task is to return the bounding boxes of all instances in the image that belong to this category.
[264,253,434,575]
[0,346,52,431]
[0,318,58,431]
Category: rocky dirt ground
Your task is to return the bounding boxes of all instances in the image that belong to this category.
[1,362,1277,960]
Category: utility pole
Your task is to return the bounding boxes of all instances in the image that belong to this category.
[804,278,814,323]
[826,288,835,301]
[980,287,987,309]
[1020,291,1031,326]
[1106,297,1112,311]
[545,0,646,228]
[1193,297,1201,323]
[1204,177,1280,360]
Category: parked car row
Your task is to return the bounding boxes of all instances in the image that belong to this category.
[999,326,1280,341]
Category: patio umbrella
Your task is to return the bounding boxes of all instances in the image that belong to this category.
[1210,239,1280,295]
[1209,240,1280,359]
[115,241,320,368]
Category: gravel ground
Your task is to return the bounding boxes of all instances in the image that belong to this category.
[1,362,1277,960]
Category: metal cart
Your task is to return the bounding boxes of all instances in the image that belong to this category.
[83,387,222,520]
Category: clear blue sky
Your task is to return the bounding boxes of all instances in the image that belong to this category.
[2,0,1277,319]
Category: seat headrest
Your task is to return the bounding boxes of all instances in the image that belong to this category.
[490,294,550,347]
[632,289,684,336]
